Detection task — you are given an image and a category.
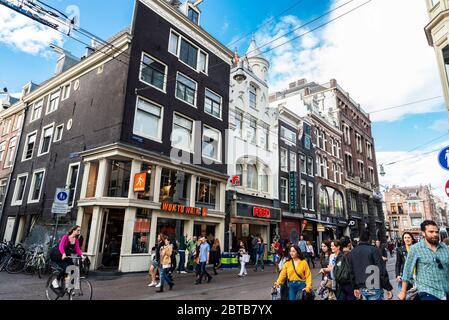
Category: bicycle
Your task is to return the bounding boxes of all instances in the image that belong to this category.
[23,245,47,278]
[45,256,93,300]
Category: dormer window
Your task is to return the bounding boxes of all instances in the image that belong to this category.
[188,7,199,25]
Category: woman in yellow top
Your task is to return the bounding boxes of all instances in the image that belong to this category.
[274,245,313,300]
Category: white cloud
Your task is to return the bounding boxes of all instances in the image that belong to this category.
[377,139,449,202]
[255,0,443,122]
[430,119,449,133]
[0,6,63,56]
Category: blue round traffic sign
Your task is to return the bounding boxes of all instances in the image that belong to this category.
[438,147,449,171]
[57,192,68,201]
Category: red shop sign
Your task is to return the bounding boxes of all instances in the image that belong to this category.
[253,207,271,218]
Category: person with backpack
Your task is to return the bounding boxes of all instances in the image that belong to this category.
[274,245,313,301]
[348,231,393,300]
[332,239,356,300]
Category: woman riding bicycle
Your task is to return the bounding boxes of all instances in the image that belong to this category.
[50,225,84,292]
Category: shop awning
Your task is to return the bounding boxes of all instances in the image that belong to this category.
[304,217,339,227]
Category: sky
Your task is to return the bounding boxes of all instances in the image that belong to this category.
[1,0,449,200]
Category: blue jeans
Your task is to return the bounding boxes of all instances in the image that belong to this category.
[197,261,211,282]
[160,267,173,288]
[177,251,186,272]
[361,288,384,300]
[255,253,264,270]
[418,292,449,300]
[288,280,306,301]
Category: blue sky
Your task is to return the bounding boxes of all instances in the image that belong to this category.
[0,0,449,198]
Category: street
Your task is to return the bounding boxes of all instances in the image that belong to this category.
[0,255,399,300]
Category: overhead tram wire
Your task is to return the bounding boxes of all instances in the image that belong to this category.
[136,0,374,94]
[227,0,308,48]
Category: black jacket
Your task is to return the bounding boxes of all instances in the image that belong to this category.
[395,246,408,278]
[348,242,393,291]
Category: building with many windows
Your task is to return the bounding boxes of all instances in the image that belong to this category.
[226,39,280,252]
[0,0,233,272]
[425,0,449,114]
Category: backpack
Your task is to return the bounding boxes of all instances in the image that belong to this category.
[334,254,351,284]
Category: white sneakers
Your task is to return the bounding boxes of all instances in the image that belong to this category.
[52,279,60,288]
[148,282,158,287]
[180,271,188,274]
[155,283,161,288]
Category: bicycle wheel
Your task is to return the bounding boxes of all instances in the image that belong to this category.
[6,257,25,274]
[69,278,93,301]
[45,273,64,301]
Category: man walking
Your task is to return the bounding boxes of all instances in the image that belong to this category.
[398,220,449,301]
[348,231,393,300]
[195,236,212,285]
[254,238,265,272]
[177,234,188,274]
[298,235,307,254]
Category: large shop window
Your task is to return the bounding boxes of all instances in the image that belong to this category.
[160,169,190,204]
[196,178,217,209]
[157,218,184,243]
[132,210,151,254]
[137,163,155,201]
[107,160,131,198]
[86,161,99,198]
[334,192,344,217]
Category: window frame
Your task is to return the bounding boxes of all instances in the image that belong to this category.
[175,72,198,108]
[204,88,222,120]
[4,137,17,168]
[21,130,38,162]
[133,96,164,143]
[30,99,44,123]
[171,112,195,153]
[280,178,289,204]
[202,125,222,162]
[61,83,71,101]
[27,168,46,204]
[11,173,28,206]
[66,162,81,208]
[139,51,168,93]
[37,123,55,157]
[46,90,61,115]
[168,29,209,74]
[280,148,288,172]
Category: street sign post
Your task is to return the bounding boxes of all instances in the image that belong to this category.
[438,146,449,171]
[51,188,70,246]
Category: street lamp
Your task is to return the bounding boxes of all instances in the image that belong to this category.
[380,164,386,177]
[233,60,247,83]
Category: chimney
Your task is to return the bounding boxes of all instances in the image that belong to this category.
[330,79,337,88]
[50,44,80,75]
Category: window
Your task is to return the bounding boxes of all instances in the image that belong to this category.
[260,127,269,150]
[322,158,328,179]
[202,126,221,161]
[343,125,351,144]
[366,142,373,160]
[356,134,363,153]
[350,193,357,212]
[176,73,197,106]
[22,132,37,161]
[66,163,80,207]
[107,161,131,198]
[236,164,243,187]
[289,152,297,172]
[249,84,257,109]
[369,167,375,183]
[260,167,269,193]
[14,113,24,130]
[320,188,330,215]
[0,142,6,164]
[247,164,258,190]
[362,200,369,215]
[31,99,43,122]
[53,125,63,142]
[2,119,11,135]
[334,192,344,217]
[280,148,288,172]
[188,7,200,25]
[280,178,288,203]
[307,157,313,176]
[168,31,208,73]
[337,164,343,184]
[169,32,179,55]
[61,83,71,100]
[0,178,7,206]
[345,153,354,176]
[132,210,152,254]
[411,218,422,227]
[358,161,365,180]
[134,97,163,141]
[38,124,54,156]
[160,169,190,204]
[431,0,440,7]
[205,89,222,119]
[172,113,194,152]
[196,178,217,208]
[300,155,306,174]
[333,163,337,182]
[234,110,243,137]
[28,169,45,203]
[12,174,27,206]
[248,117,257,144]
[281,126,297,144]
[46,90,60,114]
[140,53,167,92]
[5,138,17,167]
[301,180,307,209]
[317,131,323,149]
[86,161,99,198]
[307,182,314,210]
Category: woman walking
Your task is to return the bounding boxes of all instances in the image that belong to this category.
[395,232,417,291]
[318,241,336,300]
[274,245,313,300]
[306,241,315,268]
[156,236,174,293]
[271,238,281,274]
[210,239,222,275]
[329,240,355,300]
[238,240,248,277]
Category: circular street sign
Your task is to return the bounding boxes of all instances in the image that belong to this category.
[438,147,449,171]
[446,181,449,198]
[57,192,68,201]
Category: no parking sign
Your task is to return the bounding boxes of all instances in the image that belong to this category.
[446,181,449,198]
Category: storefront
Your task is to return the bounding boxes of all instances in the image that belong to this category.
[280,215,302,244]
[230,202,281,253]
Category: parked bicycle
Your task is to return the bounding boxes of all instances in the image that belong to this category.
[45,256,93,300]
[23,245,49,278]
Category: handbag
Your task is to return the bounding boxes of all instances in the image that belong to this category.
[242,254,250,263]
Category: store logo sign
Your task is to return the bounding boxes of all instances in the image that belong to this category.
[161,202,208,217]
[253,207,271,218]
[134,173,148,192]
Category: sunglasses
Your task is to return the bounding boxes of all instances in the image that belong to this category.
[435,258,444,270]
